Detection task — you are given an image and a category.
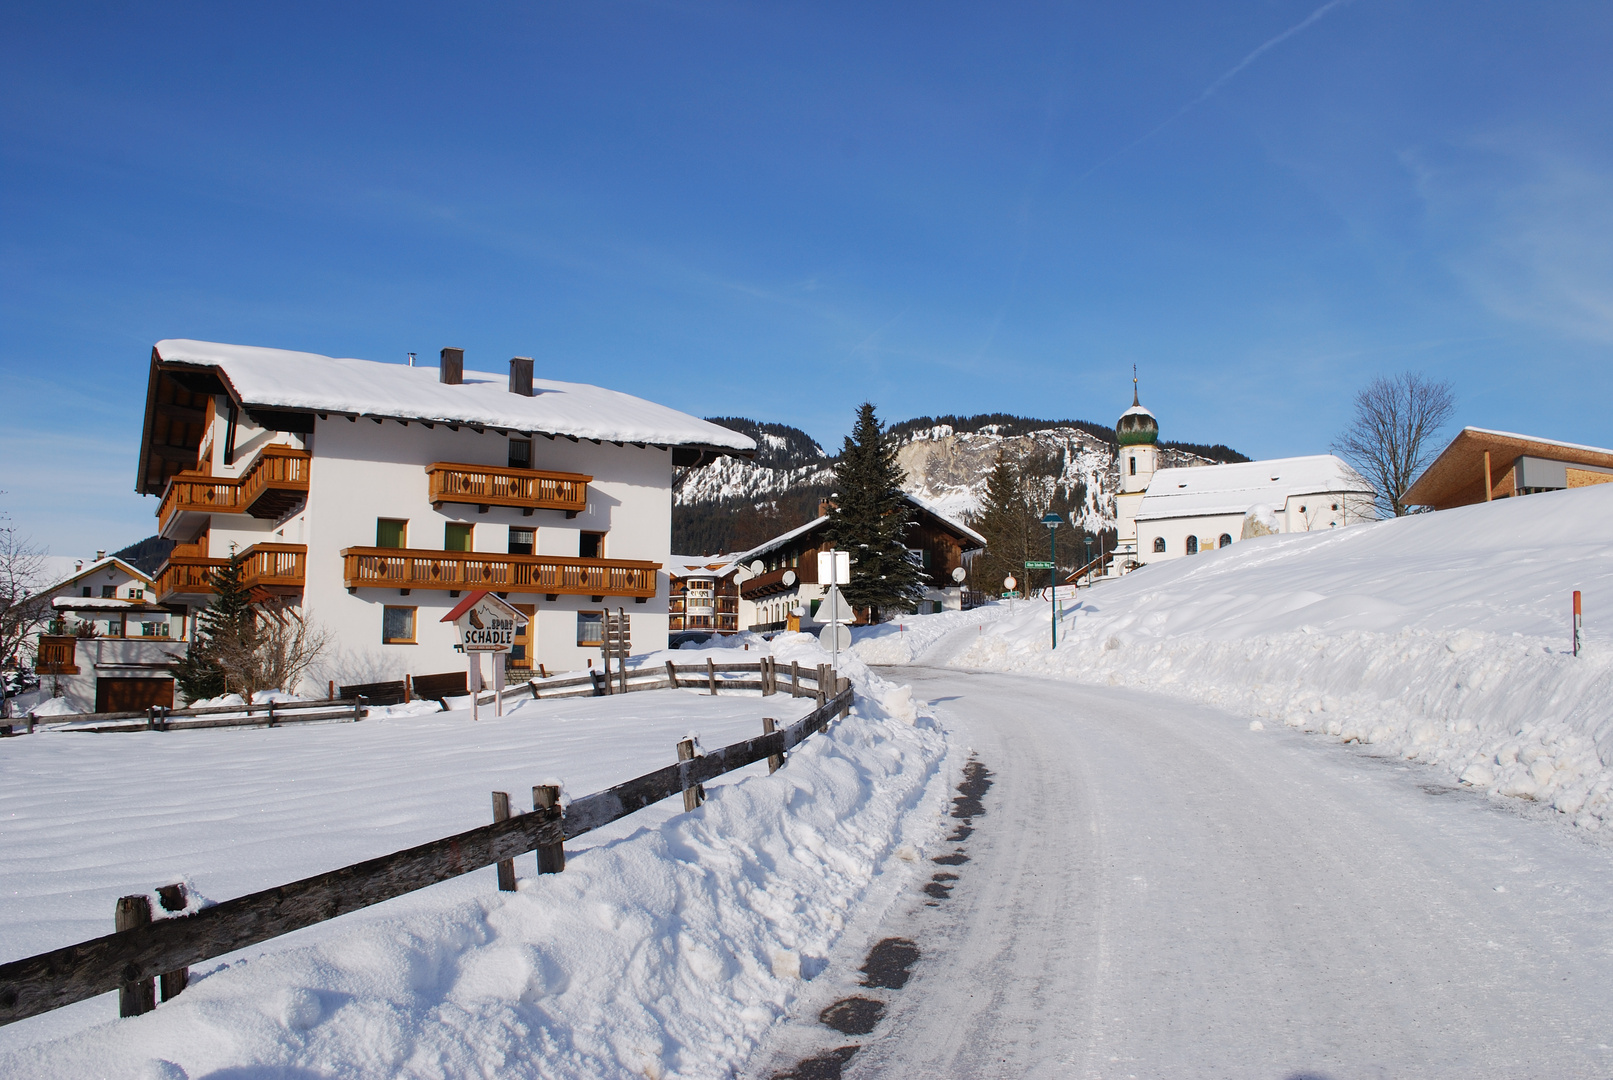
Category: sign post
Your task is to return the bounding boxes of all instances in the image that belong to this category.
[817,550,852,666]
[1038,511,1063,649]
[442,592,529,720]
[1573,590,1582,656]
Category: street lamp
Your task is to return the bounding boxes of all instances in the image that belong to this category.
[1040,512,1062,649]
[1083,534,1093,586]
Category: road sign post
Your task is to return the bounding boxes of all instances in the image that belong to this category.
[1039,512,1062,649]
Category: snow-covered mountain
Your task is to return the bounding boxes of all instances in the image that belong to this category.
[673,415,1240,554]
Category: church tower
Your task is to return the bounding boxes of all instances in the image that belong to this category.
[1112,373,1158,571]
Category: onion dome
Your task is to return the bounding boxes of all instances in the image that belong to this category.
[1116,376,1158,446]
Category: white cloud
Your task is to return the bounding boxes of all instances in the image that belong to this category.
[1408,137,1613,344]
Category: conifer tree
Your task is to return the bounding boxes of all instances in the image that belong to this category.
[970,451,1035,597]
[172,552,257,702]
[825,403,926,619]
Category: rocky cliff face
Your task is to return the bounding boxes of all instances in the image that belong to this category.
[672,416,1232,555]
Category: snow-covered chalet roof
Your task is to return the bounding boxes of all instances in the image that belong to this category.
[668,556,739,579]
[52,596,169,613]
[150,340,756,452]
[34,557,153,598]
[735,492,986,565]
[1136,454,1374,522]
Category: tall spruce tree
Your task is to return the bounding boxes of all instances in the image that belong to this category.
[825,403,927,619]
[970,451,1036,596]
[172,551,257,702]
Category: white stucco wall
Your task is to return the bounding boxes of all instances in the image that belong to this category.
[1135,490,1366,565]
[243,416,674,690]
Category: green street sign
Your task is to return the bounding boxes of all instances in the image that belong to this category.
[1024,560,1055,569]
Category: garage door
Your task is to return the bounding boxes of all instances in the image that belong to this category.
[95,678,175,713]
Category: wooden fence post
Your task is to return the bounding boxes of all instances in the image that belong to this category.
[266,700,277,728]
[763,717,784,773]
[404,674,413,703]
[706,658,717,696]
[815,665,828,707]
[156,884,189,1001]
[328,679,335,700]
[677,739,705,811]
[115,896,156,1017]
[533,785,565,874]
[146,706,157,732]
[665,660,679,689]
[491,792,517,892]
[355,695,367,722]
[790,660,801,698]
[761,656,774,696]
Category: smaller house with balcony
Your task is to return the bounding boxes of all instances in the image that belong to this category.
[735,495,984,632]
[668,557,740,636]
[138,340,752,693]
[1404,428,1613,510]
[30,555,190,712]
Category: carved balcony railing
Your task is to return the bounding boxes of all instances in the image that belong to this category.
[426,462,590,517]
[36,635,80,675]
[154,543,307,603]
[341,547,658,598]
[156,445,311,537]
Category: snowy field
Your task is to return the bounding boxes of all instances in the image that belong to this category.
[907,483,1613,830]
[0,636,951,1079]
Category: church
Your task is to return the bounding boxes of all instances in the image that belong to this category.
[1109,383,1377,573]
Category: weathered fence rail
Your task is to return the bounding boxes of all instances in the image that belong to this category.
[28,697,368,734]
[0,679,854,1027]
[19,659,824,733]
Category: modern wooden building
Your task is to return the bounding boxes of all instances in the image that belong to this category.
[1404,428,1613,510]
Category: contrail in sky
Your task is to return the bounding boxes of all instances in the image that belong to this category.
[1074,0,1357,182]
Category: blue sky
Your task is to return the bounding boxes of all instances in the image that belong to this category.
[3,1,1611,555]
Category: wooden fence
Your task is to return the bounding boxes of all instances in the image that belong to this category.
[20,659,825,733]
[0,676,853,1028]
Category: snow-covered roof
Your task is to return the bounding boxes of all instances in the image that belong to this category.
[668,556,739,579]
[904,491,988,547]
[1136,455,1374,522]
[52,596,169,613]
[151,340,756,452]
[1119,404,1156,421]
[735,492,986,564]
[1460,426,1613,458]
[735,516,830,564]
[34,557,152,598]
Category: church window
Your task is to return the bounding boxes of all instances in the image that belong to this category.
[1299,505,1307,514]
[1152,537,1166,553]
[1129,456,1136,476]
[1219,534,1232,548]
[1186,535,1198,555]
[1331,503,1339,511]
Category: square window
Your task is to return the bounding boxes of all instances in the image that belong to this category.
[102,585,116,598]
[82,586,91,597]
[382,606,417,644]
[577,611,604,646]
[445,523,473,552]
[509,527,535,556]
[376,519,408,548]
[579,531,605,559]
[509,439,532,469]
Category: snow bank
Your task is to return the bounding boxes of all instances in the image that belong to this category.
[948,484,1613,828]
[0,638,946,1079]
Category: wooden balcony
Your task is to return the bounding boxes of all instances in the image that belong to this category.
[156,445,311,537]
[154,544,307,602]
[740,563,816,600]
[36,635,79,675]
[341,547,658,597]
[427,462,590,517]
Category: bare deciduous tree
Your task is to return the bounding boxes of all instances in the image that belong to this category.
[0,510,50,676]
[252,599,331,700]
[1333,373,1455,517]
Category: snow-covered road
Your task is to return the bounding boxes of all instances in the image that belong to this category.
[815,667,1613,1079]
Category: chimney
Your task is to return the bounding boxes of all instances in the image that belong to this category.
[439,347,464,385]
[509,356,534,396]
[96,550,106,561]
[817,498,832,518]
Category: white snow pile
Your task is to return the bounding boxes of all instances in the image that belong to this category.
[0,637,947,1079]
[950,483,1613,828]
